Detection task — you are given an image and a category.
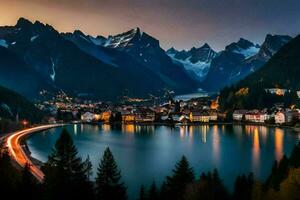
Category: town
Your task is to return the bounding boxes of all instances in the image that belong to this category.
[35,88,300,126]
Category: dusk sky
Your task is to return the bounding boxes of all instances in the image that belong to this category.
[0,0,300,50]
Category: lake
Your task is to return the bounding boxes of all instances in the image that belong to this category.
[174,88,208,101]
[26,124,300,199]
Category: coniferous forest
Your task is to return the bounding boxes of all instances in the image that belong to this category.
[0,129,300,200]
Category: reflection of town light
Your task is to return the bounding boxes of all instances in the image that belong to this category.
[275,128,284,161]
[102,124,111,133]
[212,125,220,165]
[201,126,207,143]
[74,124,77,135]
[180,126,185,139]
[221,125,225,133]
[122,124,135,134]
[252,128,260,171]
[260,126,267,145]
[189,126,193,139]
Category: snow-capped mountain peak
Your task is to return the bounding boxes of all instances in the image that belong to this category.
[167,43,218,81]
[104,27,143,48]
[225,38,260,58]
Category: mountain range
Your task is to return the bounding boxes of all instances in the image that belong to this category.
[0,18,196,101]
[167,35,292,92]
[219,34,300,110]
[0,17,295,102]
[166,43,218,81]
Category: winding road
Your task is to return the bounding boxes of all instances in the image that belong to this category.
[4,124,64,182]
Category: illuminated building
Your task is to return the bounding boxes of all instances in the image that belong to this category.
[100,111,111,123]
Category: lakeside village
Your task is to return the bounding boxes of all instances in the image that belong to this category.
[34,88,300,127]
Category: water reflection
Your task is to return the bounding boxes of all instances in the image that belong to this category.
[180,126,186,139]
[252,128,260,172]
[189,126,194,140]
[102,124,111,133]
[275,128,284,161]
[259,126,267,145]
[200,126,208,143]
[122,124,135,134]
[135,125,155,134]
[212,125,220,165]
[74,124,78,135]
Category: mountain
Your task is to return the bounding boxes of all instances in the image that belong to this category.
[0,46,52,98]
[62,30,116,66]
[201,35,291,92]
[166,43,218,81]
[0,85,44,122]
[219,34,300,110]
[0,18,197,100]
[102,28,197,91]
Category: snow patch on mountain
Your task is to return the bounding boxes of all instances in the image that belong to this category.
[0,39,8,48]
[233,46,260,58]
[89,36,105,46]
[50,57,56,81]
[30,35,39,42]
[169,54,211,80]
[104,28,140,48]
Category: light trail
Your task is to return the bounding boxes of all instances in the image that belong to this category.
[5,124,64,182]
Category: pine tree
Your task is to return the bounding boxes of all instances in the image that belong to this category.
[148,181,158,200]
[42,129,94,200]
[139,185,147,200]
[159,181,168,200]
[211,169,229,200]
[84,155,93,180]
[233,173,254,200]
[96,147,127,200]
[164,155,195,200]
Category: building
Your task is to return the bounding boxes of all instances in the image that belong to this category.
[265,88,287,96]
[81,112,95,122]
[209,112,218,121]
[284,110,298,123]
[160,115,169,121]
[297,91,300,98]
[135,108,155,123]
[171,114,181,122]
[245,110,270,123]
[179,115,190,123]
[275,110,298,124]
[121,111,135,123]
[233,110,248,121]
[275,111,285,124]
[100,111,111,123]
[189,111,210,123]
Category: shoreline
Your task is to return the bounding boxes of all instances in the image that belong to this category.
[5,124,65,182]
[82,121,298,130]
